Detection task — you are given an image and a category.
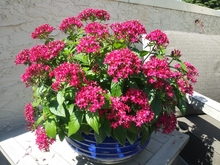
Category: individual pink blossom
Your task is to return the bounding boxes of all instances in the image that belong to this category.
[35,126,55,151]
[49,62,85,90]
[76,36,100,53]
[31,24,55,39]
[75,84,106,112]
[14,49,30,65]
[146,29,169,47]
[21,64,50,87]
[104,48,142,82]
[156,112,177,134]
[110,20,146,43]
[84,22,109,38]
[77,8,110,22]
[45,40,65,60]
[59,16,83,33]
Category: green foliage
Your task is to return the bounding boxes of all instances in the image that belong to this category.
[182,0,220,10]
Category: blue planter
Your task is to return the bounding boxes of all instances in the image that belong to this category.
[66,133,151,164]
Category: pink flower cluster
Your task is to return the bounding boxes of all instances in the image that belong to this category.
[24,103,35,130]
[35,126,55,151]
[45,40,66,60]
[14,49,30,65]
[59,16,83,33]
[111,20,146,43]
[29,44,48,63]
[15,40,65,65]
[21,64,50,87]
[107,89,154,128]
[146,29,169,47]
[171,49,182,59]
[156,112,177,134]
[104,48,142,82]
[76,36,100,54]
[75,84,106,112]
[85,22,109,38]
[77,8,110,21]
[175,62,199,95]
[49,62,85,90]
[143,57,176,98]
[31,24,55,39]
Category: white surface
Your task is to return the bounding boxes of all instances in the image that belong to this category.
[0,130,189,165]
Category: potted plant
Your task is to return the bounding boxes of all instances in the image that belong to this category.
[15,8,198,163]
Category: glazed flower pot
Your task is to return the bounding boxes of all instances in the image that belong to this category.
[65,133,151,164]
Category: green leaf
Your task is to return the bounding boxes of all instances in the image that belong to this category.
[111,81,123,97]
[139,50,149,57]
[70,132,84,141]
[66,104,74,115]
[127,122,138,134]
[85,111,99,134]
[57,91,64,105]
[74,53,89,65]
[177,97,187,115]
[103,119,112,137]
[140,125,150,145]
[49,100,66,117]
[68,111,84,137]
[126,131,137,145]
[81,124,91,135]
[58,130,66,141]
[94,128,107,144]
[45,120,57,139]
[150,95,162,119]
[113,42,124,49]
[113,126,127,146]
[128,79,139,89]
[180,62,188,72]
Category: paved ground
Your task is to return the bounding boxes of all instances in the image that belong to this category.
[177,114,220,165]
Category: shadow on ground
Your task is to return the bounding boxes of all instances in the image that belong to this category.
[177,114,220,165]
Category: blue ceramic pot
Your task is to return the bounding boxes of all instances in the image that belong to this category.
[65,133,150,164]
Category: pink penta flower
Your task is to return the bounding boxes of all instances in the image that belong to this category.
[24,103,35,124]
[76,36,100,54]
[59,16,83,33]
[104,48,142,82]
[156,112,177,134]
[49,62,85,90]
[110,20,146,43]
[175,62,199,95]
[14,49,30,65]
[35,126,55,151]
[146,29,169,47]
[171,49,182,59]
[84,22,109,38]
[45,40,65,60]
[77,8,110,22]
[75,84,106,112]
[31,24,55,39]
[29,44,49,63]
[107,89,154,129]
[21,64,50,87]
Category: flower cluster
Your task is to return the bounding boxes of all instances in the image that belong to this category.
[145,29,169,48]
[35,127,55,151]
[15,8,198,151]
[104,48,142,82]
[111,20,146,43]
[31,24,55,39]
[78,8,110,21]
